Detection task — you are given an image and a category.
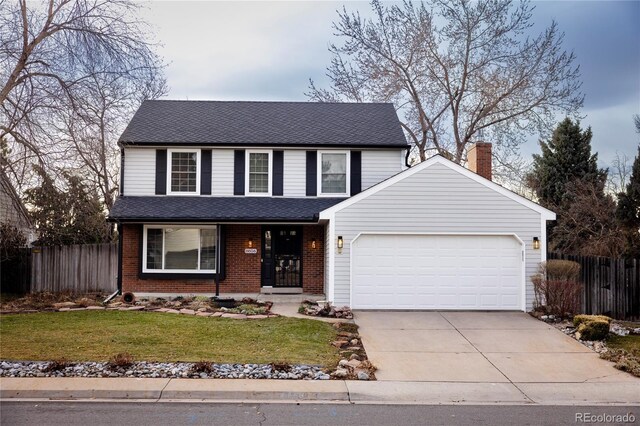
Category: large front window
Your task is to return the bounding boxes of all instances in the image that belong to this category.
[144,226,216,273]
[168,150,199,194]
[246,151,271,195]
[319,152,349,195]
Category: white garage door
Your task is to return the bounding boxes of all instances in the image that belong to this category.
[351,234,523,310]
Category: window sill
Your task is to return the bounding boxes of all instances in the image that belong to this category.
[139,272,217,280]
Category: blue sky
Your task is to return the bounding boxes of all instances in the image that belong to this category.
[141,1,640,169]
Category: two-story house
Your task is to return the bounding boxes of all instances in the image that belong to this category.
[109,100,555,311]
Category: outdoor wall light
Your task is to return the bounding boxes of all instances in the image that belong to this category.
[533,237,540,250]
[311,239,317,249]
[248,238,253,248]
[337,236,344,250]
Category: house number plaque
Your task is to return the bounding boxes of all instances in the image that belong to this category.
[244,248,257,254]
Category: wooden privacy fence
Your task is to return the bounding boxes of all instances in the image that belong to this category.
[30,244,118,293]
[548,252,640,320]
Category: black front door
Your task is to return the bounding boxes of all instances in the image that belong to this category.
[261,226,302,288]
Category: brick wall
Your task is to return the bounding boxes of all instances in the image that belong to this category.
[302,225,324,294]
[121,223,325,295]
[467,142,492,181]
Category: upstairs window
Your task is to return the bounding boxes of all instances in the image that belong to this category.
[144,226,217,273]
[319,151,349,196]
[246,150,272,195]
[168,149,200,194]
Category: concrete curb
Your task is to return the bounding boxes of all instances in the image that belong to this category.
[0,378,349,402]
[2,378,639,405]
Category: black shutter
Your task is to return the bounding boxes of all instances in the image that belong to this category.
[234,150,245,195]
[350,151,362,195]
[218,225,226,281]
[201,150,212,195]
[155,149,167,195]
[119,149,125,196]
[273,150,284,196]
[306,151,317,196]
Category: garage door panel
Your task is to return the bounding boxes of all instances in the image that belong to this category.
[352,234,522,310]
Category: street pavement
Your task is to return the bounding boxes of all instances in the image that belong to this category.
[2,401,639,426]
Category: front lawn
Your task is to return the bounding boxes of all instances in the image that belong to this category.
[601,334,640,378]
[0,311,339,366]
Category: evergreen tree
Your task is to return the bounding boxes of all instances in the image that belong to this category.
[24,166,112,246]
[528,118,606,209]
[617,144,640,257]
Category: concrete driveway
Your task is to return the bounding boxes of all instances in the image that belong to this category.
[354,311,637,384]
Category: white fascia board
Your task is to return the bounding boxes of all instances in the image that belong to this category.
[319,155,556,220]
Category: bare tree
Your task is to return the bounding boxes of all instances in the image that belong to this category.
[308,0,583,181]
[607,151,631,195]
[0,0,166,198]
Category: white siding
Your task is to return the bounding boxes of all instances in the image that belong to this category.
[332,162,543,310]
[212,149,234,196]
[283,150,306,197]
[361,150,403,190]
[123,148,155,195]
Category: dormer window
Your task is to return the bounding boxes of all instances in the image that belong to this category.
[246,150,272,196]
[168,149,200,195]
[318,151,350,196]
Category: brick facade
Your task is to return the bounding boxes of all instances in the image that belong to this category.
[121,223,324,295]
[467,142,492,181]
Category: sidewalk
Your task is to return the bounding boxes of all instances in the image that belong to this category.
[1,377,639,405]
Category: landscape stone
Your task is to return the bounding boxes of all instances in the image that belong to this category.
[179,309,196,315]
[85,306,105,310]
[212,312,223,317]
[221,313,248,319]
[196,312,212,317]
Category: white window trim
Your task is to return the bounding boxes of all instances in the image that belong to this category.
[245,149,273,196]
[167,149,201,196]
[142,224,217,274]
[317,150,350,197]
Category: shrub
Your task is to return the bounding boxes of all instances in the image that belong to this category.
[190,361,213,374]
[573,314,612,328]
[532,260,583,318]
[193,296,210,302]
[577,319,610,341]
[108,352,134,369]
[44,358,71,372]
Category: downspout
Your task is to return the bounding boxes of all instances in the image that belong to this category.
[404,146,412,168]
[215,224,220,297]
[104,221,122,304]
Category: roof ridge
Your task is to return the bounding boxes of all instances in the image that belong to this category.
[142,99,395,106]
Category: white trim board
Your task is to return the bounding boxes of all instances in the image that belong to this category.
[319,155,556,220]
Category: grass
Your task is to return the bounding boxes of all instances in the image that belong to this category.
[606,335,640,353]
[0,311,339,367]
[601,335,640,378]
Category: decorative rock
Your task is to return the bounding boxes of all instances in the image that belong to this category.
[165,309,180,314]
[221,313,247,319]
[247,315,269,319]
[357,371,370,380]
[331,340,349,348]
[196,312,213,317]
[126,306,145,311]
[331,368,348,378]
[212,312,223,317]
[58,308,72,312]
[338,359,349,367]
[197,307,208,312]
[69,308,87,311]
[347,359,362,369]
[350,339,359,345]
[349,354,361,361]
[53,302,77,308]
[85,306,105,310]
[179,309,196,315]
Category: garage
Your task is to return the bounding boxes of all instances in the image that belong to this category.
[351,234,524,310]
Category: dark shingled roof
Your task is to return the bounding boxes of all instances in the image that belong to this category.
[109,196,345,222]
[119,100,408,148]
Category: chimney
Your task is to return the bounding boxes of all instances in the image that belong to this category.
[467,142,492,181]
